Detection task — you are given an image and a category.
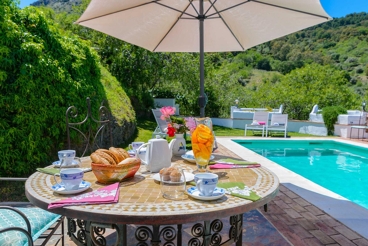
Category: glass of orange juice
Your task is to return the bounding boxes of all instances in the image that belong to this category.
[191,119,215,173]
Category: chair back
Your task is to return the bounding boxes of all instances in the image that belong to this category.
[253,111,269,123]
[270,114,288,126]
[66,97,113,157]
[152,109,169,133]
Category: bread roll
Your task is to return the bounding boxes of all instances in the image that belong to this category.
[109,147,126,162]
[115,148,130,159]
[91,151,117,165]
[117,157,141,166]
[97,149,120,164]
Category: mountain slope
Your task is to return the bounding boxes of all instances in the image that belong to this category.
[31,0,81,13]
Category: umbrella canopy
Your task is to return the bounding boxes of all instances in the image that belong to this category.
[76,0,331,116]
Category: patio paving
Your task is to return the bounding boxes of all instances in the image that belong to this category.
[39,140,368,245]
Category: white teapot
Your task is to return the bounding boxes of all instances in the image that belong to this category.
[137,137,176,172]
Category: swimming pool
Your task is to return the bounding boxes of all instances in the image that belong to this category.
[233,139,368,210]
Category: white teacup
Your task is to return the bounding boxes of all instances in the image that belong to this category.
[129,142,145,153]
[58,150,76,165]
[194,173,218,196]
[54,168,84,191]
[129,142,144,155]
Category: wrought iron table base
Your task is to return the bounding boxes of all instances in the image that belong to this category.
[67,214,243,246]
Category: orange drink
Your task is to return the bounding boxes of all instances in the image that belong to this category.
[191,124,215,172]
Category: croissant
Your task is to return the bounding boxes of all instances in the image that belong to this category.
[109,147,128,162]
[91,147,132,166]
[96,149,120,164]
[90,151,116,165]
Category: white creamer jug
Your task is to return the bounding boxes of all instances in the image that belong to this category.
[137,137,175,172]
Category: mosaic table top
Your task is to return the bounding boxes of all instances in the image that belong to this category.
[26,153,279,225]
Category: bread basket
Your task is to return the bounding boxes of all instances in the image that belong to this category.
[91,158,140,184]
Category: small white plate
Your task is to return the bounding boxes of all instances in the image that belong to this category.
[187,187,226,201]
[51,181,91,195]
[52,160,80,168]
[181,152,215,163]
[152,172,194,183]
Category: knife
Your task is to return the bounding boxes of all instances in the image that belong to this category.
[210,164,261,169]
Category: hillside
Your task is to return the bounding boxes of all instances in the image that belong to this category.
[26,0,368,119]
[31,0,368,80]
[31,0,81,13]
[265,12,368,81]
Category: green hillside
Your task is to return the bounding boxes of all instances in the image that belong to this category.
[21,1,368,120]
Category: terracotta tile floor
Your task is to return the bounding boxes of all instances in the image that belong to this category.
[42,142,368,245]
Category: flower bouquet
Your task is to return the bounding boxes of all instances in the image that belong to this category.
[160,106,189,137]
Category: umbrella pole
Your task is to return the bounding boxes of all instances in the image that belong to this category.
[199,0,205,118]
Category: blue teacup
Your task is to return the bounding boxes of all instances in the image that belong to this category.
[194,173,218,196]
[54,168,84,190]
[58,150,76,165]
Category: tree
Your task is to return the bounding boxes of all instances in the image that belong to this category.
[264,64,359,120]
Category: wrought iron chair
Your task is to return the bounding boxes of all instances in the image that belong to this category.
[0,97,114,246]
[66,97,113,156]
[65,97,116,245]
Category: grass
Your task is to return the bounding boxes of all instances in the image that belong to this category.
[3,119,319,203]
[132,119,320,143]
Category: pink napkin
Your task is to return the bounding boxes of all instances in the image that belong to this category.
[210,164,261,169]
[48,182,119,209]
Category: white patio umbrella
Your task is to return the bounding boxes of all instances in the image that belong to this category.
[76,0,331,117]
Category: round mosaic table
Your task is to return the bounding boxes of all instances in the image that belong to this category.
[26,154,279,246]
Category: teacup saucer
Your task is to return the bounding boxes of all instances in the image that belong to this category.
[52,160,80,168]
[187,187,225,201]
[51,181,91,195]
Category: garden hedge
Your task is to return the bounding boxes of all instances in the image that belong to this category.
[0,1,135,177]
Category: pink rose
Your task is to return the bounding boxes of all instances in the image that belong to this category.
[160,106,176,121]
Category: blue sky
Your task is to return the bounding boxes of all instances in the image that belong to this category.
[18,0,368,18]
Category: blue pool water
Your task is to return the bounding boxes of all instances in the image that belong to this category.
[233,139,368,210]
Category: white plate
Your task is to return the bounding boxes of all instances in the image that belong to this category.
[152,172,194,183]
[51,181,91,195]
[52,160,80,168]
[181,153,215,163]
[187,187,226,201]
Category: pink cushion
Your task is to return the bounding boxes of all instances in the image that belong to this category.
[259,121,266,125]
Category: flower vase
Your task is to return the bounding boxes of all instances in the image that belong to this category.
[191,118,215,173]
[172,133,186,156]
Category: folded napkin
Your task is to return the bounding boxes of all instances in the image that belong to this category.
[210,158,259,165]
[216,182,261,201]
[48,182,119,209]
[210,164,260,169]
[37,167,92,176]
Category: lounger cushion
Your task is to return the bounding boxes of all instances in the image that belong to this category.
[0,207,60,246]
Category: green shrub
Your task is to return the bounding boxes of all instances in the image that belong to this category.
[0,2,135,177]
[322,106,347,135]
